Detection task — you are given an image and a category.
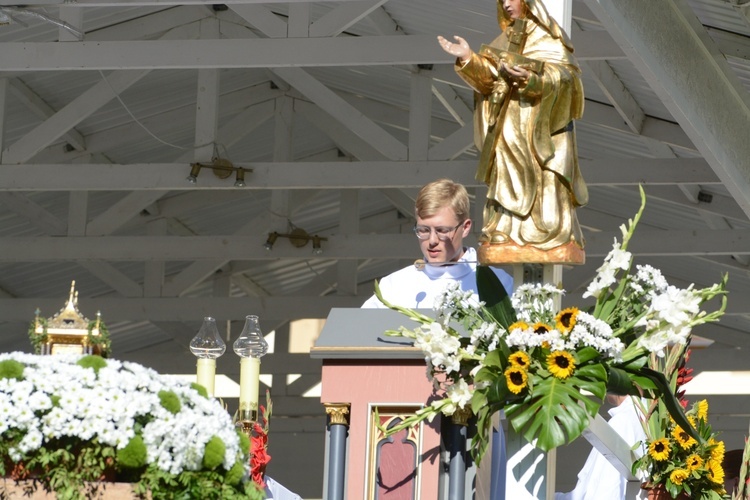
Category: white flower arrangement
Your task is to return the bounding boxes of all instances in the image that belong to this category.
[0,352,263,500]
[377,187,727,460]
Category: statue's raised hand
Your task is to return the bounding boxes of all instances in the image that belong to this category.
[437,35,471,63]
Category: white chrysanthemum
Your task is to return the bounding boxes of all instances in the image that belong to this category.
[512,283,564,322]
[0,352,247,478]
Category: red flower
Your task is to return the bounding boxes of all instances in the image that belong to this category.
[250,441,271,487]
[248,395,273,489]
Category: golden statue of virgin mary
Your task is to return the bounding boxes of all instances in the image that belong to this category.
[438,0,587,264]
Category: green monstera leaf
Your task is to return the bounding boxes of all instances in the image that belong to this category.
[476,265,516,328]
[504,360,608,452]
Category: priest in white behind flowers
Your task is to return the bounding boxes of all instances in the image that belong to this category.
[362,178,513,309]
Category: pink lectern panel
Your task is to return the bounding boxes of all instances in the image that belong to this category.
[321,359,440,500]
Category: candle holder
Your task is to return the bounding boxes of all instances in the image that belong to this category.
[233,315,268,426]
[189,317,226,397]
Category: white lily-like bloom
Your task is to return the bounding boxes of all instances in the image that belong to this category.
[583,239,632,299]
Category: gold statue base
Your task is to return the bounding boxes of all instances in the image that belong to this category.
[478,241,585,266]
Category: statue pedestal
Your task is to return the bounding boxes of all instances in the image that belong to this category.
[477,241,585,265]
[477,242,586,266]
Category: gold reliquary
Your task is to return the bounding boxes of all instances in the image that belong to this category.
[33,281,104,356]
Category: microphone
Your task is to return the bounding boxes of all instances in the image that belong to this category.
[413,259,480,270]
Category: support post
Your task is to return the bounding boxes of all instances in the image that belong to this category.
[324,403,350,500]
[448,407,471,499]
[504,264,563,500]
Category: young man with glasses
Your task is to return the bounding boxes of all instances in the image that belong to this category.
[362,178,513,309]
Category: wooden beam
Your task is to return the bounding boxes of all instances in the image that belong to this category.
[2,229,750,262]
[0,158,718,191]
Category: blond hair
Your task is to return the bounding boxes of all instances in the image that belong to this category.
[415,179,470,221]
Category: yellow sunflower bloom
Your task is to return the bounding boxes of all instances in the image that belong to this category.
[707,459,725,485]
[648,438,671,461]
[696,399,709,421]
[686,453,703,471]
[532,322,552,334]
[709,438,726,463]
[508,321,529,332]
[508,351,531,369]
[555,307,579,334]
[672,426,698,450]
[547,351,575,379]
[504,366,528,395]
[669,468,690,486]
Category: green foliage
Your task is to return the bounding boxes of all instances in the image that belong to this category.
[133,464,265,500]
[225,460,245,486]
[88,319,112,358]
[190,382,209,399]
[28,317,48,355]
[0,439,119,500]
[476,265,516,328]
[76,355,107,375]
[117,435,147,469]
[237,430,251,454]
[158,390,181,415]
[202,436,226,470]
[0,359,24,380]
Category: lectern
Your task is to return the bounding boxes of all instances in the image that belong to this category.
[311,308,445,499]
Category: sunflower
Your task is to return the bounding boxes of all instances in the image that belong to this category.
[706,459,725,485]
[696,399,709,421]
[555,307,579,334]
[508,351,530,369]
[648,438,671,461]
[547,351,575,379]
[669,468,690,486]
[504,366,528,394]
[686,453,703,471]
[508,321,529,332]
[672,426,698,450]
[532,322,552,334]
[709,438,725,463]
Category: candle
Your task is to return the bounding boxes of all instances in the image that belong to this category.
[196,358,216,397]
[189,317,226,399]
[233,315,268,422]
[239,357,261,416]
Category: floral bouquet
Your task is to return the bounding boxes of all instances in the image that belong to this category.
[634,399,727,499]
[0,352,264,500]
[376,187,727,461]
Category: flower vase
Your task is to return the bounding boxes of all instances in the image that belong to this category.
[642,484,689,500]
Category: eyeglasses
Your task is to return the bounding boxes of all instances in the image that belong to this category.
[413,222,465,240]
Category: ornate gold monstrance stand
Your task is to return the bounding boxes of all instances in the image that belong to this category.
[34,281,103,356]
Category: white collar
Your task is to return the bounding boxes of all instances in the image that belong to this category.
[422,247,477,280]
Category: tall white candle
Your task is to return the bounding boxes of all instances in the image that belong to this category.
[196,358,216,397]
[239,356,261,414]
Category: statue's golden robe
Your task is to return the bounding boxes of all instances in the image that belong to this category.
[456,3,587,251]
